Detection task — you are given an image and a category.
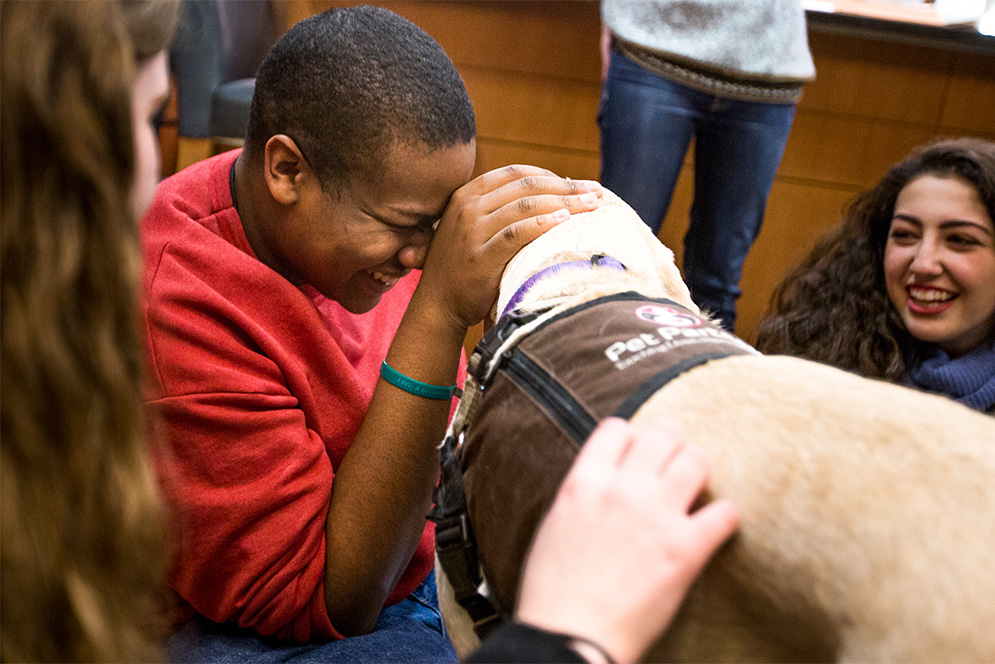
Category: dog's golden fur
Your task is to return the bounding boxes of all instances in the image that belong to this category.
[439,190,995,662]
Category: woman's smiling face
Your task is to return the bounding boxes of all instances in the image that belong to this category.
[884,174,995,357]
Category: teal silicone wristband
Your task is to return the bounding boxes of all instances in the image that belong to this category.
[379,360,455,400]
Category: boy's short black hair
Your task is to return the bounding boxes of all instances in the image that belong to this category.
[245,5,476,190]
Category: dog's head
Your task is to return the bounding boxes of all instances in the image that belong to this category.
[495,188,696,319]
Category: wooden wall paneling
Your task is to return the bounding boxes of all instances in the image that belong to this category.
[939,52,995,136]
[801,33,953,123]
[778,109,933,186]
[462,70,600,153]
[381,2,602,82]
[852,121,953,180]
[473,140,600,180]
[279,0,316,30]
[736,181,863,341]
[780,112,877,185]
[780,112,936,186]
[297,1,602,80]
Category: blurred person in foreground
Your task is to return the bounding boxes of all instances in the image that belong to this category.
[1,1,179,660]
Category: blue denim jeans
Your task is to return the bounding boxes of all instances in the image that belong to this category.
[598,50,798,331]
[167,572,457,663]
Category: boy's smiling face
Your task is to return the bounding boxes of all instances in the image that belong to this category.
[265,139,476,313]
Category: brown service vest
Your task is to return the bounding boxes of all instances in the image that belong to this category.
[435,292,755,627]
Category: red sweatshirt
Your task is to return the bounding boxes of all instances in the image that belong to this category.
[142,150,460,642]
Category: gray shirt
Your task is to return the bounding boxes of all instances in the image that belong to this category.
[602,0,816,83]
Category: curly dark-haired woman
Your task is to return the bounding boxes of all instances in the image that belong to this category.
[757,138,995,414]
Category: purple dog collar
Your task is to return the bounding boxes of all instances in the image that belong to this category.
[500,254,626,320]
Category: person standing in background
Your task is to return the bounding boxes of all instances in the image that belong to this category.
[598,0,815,331]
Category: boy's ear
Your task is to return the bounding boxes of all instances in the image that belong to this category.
[263,134,310,205]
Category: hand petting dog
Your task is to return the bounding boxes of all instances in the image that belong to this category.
[515,417,739,664]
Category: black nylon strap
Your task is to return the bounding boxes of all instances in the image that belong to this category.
[429,438,505,636]
[503,351,598,446]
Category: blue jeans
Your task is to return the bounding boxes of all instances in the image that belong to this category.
[598,50,798,331]
[167,572,457,663]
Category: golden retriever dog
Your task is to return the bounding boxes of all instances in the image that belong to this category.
[436,190,995,663]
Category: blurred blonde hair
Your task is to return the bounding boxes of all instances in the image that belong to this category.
[1,0,179,660]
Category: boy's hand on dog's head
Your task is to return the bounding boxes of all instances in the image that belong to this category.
[414,165,602,332]
[514,417,739,664]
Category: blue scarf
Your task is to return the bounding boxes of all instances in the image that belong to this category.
[910,342,995,413]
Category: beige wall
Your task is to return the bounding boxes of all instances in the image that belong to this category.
[277,1,995,348]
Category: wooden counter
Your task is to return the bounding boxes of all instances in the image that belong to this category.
[805,0,995,55]
[277,1,994,346]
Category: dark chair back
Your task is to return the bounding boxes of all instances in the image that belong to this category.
[170,0,278,142]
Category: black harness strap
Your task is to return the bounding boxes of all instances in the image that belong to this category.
[429,311,540,638]
[431,435,503,636]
